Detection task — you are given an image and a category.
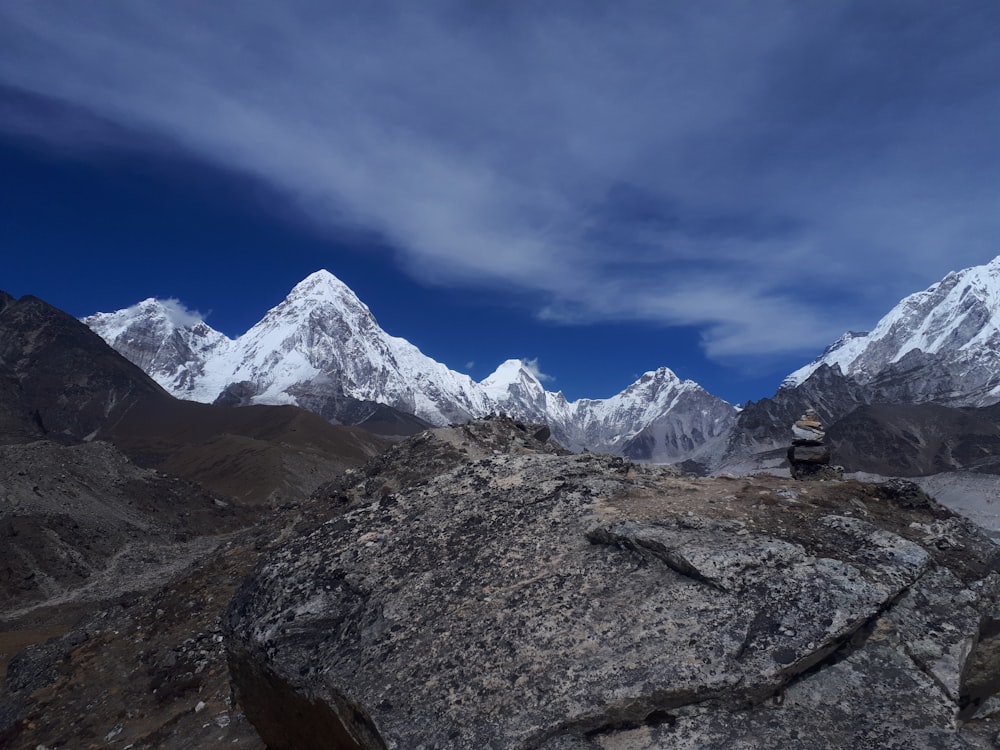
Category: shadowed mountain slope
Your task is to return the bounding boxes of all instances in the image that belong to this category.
[0,292,167,444]
[0,291,388,503]
[827,402,1000,477]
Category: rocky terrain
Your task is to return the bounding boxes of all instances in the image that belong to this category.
[0,288,388,747]
[0,418,560,748]
[784,256,1000,407]
[224,419,1000,749]
[722,256,1000,473]
[1,529,267,749]
[0,290,388,503]
[3,410,1000,749]
[0,440,246,615]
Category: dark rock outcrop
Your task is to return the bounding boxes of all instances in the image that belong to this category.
[827,402,1000,477]
[0,290,388,503]
[719,365,1000,477]
[224,424,1000,749]
[0,294,167,443]
[721,364,868,465]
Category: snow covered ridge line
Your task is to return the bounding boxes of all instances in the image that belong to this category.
[84,270,737,462]
[781,255,1000,405]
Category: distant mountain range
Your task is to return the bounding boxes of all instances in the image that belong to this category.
[84,270,736,463]
[83,256,1000,473]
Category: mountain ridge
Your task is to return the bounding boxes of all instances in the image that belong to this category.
[784,255,1000,405]
[718,255,1000,470]
[85,270,736,462]
[84,254,1000,471]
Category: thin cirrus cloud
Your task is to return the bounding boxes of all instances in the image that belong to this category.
[1,2,999,361]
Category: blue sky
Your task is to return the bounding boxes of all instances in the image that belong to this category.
[2,2,1000,405]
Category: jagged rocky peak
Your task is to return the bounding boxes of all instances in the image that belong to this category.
[85,297,213,340]
[637,365,681,383]
[619,366,687,398]
[265,270,374,323]
[481,358,541,392]
[83,296,230,399]
[719,255,1000,473]
[479,359,548,409]
[286,268,365,304]
[783,255,1000,405]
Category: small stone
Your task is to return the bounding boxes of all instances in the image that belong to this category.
[788,444,831,465]
[791,424,826,442]
[531,425,551,443]
[195,701,207,713]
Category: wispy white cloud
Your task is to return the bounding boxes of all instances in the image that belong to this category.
[160,298,206,328]
[2,2,999,360]
[131,298,206,329]
[522,358,554,383]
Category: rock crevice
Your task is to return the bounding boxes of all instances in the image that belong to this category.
[223,422,1000,749]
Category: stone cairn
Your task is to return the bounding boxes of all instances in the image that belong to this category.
[787,408,841,480]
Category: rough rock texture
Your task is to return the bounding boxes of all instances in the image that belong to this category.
[1,530,271,749]
[225,423,1000,749]
[827,402,1000,477]
[718,365,868,467]
[0,440,248,613]
[0,294,167,444]
[719,375,1000,479]
[913,472,1000,539]
[721,257,1000,474]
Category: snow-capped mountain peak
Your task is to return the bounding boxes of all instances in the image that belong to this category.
[83,298,230,399]
[85,297,207,340]
[284,269,371,311]
[627,367,682,391]
[85,271,737,461]
[781,254,1000,405]
[480,359,543,399]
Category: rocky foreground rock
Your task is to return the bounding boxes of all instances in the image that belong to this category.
[225,420,1000,749]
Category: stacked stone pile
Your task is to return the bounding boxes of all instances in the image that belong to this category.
[787,408,842,480]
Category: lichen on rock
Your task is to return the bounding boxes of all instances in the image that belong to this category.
[224,420,1000,749]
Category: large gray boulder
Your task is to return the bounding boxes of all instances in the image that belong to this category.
[224,430,1000,749]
